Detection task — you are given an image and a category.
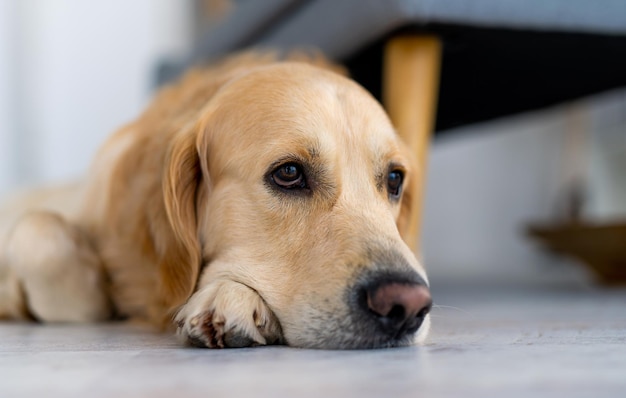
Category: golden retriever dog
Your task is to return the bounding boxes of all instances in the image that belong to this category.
[0,53,431,349]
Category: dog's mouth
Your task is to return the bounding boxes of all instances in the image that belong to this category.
[279,268,432,349]
[287,310,430,350]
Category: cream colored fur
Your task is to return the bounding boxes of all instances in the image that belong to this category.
[0,53,429,349]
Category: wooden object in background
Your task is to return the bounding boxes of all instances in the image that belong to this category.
[528,222,626,285]
[383,36,442,252]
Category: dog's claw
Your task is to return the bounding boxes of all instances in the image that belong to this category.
[223,330,256,348]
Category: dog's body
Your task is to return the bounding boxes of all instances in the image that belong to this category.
[0,53,431,349]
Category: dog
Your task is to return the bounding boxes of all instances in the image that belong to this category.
[0,52,431,349]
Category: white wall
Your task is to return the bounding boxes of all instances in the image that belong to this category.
[0,1,18,195]
[0,0,193,193]
[422,89,626,287]
[587,90,626,219]
[423,109,565,286]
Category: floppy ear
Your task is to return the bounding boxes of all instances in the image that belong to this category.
[160,128,203,312]
[396,151,421,253]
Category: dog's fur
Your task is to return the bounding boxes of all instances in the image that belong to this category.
[0,53,430,349]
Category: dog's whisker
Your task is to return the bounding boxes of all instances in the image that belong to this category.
[431,304,474,316]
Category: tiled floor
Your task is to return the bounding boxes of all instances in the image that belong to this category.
[1,285,625,398]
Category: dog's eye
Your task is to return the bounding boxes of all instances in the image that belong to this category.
[271,163,307,190]
[387,169,404,198]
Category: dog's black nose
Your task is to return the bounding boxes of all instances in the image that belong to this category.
[365,282,432,337]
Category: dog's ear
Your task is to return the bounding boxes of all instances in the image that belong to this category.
[396,150,421,253]
[160,127,204,312]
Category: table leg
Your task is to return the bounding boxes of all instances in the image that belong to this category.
[383,35,442,253]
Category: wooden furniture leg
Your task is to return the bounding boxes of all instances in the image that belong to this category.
[383,36,442,253]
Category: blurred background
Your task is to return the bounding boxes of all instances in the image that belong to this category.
[0,0,625,288]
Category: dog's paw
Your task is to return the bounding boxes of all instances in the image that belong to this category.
[175,280,282,348]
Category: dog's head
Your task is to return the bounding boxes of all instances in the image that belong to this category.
[162,62,431,348]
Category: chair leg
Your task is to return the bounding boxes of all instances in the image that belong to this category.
[383,35,442,252]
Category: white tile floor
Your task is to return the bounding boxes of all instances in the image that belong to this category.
[1,285,625,398]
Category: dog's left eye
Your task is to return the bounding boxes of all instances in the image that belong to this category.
[387,169,404,198]
[271,162,308,190]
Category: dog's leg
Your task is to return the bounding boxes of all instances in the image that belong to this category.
[0,261,29,319]
[2,211,111,322]
[175,279,283,348]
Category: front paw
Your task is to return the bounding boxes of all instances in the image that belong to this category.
[175,280,283,348]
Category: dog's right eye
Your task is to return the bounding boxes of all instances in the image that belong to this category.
[271,163,308,190]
